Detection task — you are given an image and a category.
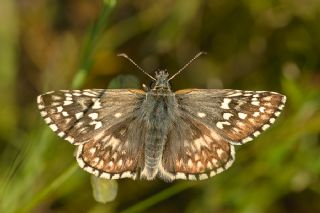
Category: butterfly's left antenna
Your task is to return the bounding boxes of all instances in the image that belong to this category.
[168,51,206,81]
[118,53,156,81]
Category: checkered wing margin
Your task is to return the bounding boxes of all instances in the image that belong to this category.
[159,89,286,180]
[37,89,146,179]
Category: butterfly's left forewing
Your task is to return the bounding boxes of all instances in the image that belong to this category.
[159,89,286,181]
[175,89,286,144]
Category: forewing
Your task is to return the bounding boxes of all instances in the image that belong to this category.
[175,89,286,144]
[37,89,146,179]
[37,89,145,144]
[160,114,235,181]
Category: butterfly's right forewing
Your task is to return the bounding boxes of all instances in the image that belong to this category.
[38,89,146,179]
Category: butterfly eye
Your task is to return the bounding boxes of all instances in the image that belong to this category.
[150,81,155,89]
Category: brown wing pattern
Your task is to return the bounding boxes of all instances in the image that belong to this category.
[175,89,286,144]
[160,114,235,181]
[38,89,146,179]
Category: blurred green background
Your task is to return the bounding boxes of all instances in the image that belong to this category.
[1,0,320,212]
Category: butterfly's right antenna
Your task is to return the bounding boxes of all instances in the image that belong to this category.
[118,53,156,81]
[168,51,206,81]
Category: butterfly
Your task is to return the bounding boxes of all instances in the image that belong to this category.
[37,52,286,181]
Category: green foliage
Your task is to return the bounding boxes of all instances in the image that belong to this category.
[0,0,319,212]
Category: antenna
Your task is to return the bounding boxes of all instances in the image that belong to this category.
[168,51,206,81]
[117,53,156,81]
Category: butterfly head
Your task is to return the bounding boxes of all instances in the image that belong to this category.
[151,70,171,92]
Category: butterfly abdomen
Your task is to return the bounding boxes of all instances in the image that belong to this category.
[141,95,175,180]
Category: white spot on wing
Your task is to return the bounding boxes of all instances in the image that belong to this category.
[40,111,47,117]
[65,136,75,143]
[175,172,187,179]
[269,118,276,123]
[75,112,84,119]
[259,107,266,113]
[274,111,281,117]
[83,91,97,97]
[62,111,69,117]
[100,172,111,179]
[73,92,81,96]
[216,167,224,174]
[94,121,102,130]
[251,101,260,106]
[197,112,206,118]
[216,121,231,129]
[242,137,253,143]
[282,96,287,103]
[253,131,261,137]
[92,100,102,109]
[58,132,65,137]
[44,117,52,123]
[223,113,233,120]
[49,124,58,132]
[89,147,96,154]
[114,113,122,118]
[112,174,120,180]
[37,95,42,104]
[88,113,98,120]
[262,124,270,130]
[64,100,73,105]
[238,113,247,119]
[210,171,216,177]
[121,171,133,178]
[221,98,232,109]
[52,95,63,100]
[188,174,197,180]
[227,92,243,97]
[199,173,208,180]
[57,106,63,112]
[253,112,260,117]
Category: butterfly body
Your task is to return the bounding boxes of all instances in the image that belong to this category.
[138,71,177,179]
[37,70,286,181]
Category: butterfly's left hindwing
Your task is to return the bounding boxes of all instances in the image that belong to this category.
[160,114,235,181]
